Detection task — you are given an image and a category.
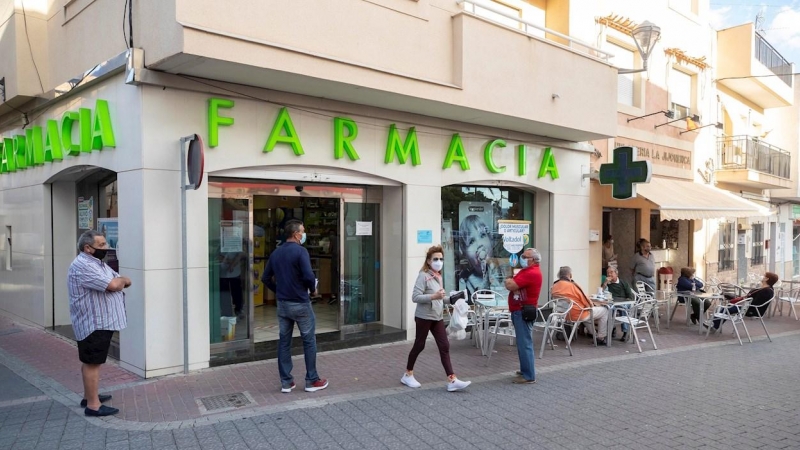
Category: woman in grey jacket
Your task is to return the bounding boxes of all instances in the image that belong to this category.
[402,245,471,392]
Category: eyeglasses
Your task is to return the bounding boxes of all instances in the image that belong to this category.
[431,258,444,262]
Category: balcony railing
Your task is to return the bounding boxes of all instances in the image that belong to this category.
[755,32,793,87]
[457,0,613,62]
[717,135,791,179]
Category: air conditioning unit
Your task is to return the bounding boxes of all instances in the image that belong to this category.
[737,218,751,231]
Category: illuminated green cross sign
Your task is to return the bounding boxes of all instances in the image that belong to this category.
[598,146,652,200]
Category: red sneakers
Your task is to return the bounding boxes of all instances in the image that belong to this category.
[305,379,329,392]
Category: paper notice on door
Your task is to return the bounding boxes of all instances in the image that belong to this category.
[356,221,372,236]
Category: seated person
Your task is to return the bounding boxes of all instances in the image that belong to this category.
[601,267,634,341]
[676,267,711,325]
[552,266,609,346]
[707,272,778,331]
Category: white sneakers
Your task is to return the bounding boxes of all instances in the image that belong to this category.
[400,373,421,388]
[402,373,471,391]
[447,377,471,392]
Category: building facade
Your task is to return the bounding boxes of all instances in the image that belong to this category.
[0,0,620,377]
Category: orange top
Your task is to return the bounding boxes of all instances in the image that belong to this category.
[552,280,593,321]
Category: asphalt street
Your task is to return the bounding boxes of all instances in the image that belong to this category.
[1,333,798,450]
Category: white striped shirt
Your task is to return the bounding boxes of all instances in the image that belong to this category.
[67,252,127,341]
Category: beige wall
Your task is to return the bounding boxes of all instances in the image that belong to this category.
[1,0,618,143]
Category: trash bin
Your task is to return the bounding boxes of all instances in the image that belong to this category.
[657,266,674,291]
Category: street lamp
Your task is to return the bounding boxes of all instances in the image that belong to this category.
[618,20,661,74]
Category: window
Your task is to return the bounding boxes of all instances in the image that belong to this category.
[610,42,635,106]
[751,223,764,266]
[718,222,735,271]
[670,69,693,118]
[441,186,534,299]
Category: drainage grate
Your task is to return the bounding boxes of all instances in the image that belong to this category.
[0,328,23,336]
[196,391,256,414]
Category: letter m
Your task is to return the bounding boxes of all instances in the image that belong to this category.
[385,124,421,166]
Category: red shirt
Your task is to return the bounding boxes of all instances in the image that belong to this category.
[507,264,542,311]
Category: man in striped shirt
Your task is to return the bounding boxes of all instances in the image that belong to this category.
[68,230,131,417]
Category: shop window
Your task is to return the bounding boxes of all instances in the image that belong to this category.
[650,215,679,250]
[718,222,735,271]
[441,186,533,299]
[751,223,764,266]
[793,223,800,277]
[670,68,694,119]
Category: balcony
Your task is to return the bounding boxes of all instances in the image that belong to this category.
[131,0,618,142]
[716,136,792,190]
[716,23,793,109]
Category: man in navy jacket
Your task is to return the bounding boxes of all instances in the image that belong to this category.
[263,219,329,394]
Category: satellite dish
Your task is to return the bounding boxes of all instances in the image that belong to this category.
[187,134,204,190]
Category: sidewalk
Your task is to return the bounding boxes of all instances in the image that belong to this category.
[1,306,798,429]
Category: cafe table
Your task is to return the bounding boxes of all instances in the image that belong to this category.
[590,296,635,347]
[677,291,725,334]
[472,296,509,356]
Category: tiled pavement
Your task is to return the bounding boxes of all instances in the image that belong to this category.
[1,305,799,431]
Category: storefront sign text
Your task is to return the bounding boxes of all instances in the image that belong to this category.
[208,98,559,180]
[0,99,116,174]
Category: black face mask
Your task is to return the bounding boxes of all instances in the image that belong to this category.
[90,246,108,260]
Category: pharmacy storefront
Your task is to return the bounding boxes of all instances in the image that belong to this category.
[0,75,594,377]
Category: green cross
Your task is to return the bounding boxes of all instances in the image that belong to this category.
[598,146,652,200]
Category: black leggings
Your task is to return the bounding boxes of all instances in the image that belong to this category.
[406,318,453,376]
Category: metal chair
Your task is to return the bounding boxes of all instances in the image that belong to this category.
[778,288,800,321]
[614,295,658,353]
[747,294,775,342]
[564,300,598,348]
[705,298,752,345]
[485,315,516,366]
[470,289,508,354]
[536,298,574,358]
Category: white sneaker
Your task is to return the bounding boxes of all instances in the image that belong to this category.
[447,378,471,392]
[401,373,421,388]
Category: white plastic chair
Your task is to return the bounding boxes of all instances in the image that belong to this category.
[536,298,574,358]
[614,295,658,353]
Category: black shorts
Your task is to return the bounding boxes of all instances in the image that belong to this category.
[77,330,114,365]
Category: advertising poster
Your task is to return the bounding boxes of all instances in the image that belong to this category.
[78,197,94,230]
[97,218,119,249]
[455,201,507,296]
[498,220,530,254]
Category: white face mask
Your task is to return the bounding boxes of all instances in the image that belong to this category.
[520,258,529,268]
[299,232,307,244]
[430,260,444,272]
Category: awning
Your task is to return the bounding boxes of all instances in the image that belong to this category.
[635,177,772,221]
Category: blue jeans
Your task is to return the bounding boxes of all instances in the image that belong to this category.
[277,301,320,388]
[511,311,535,381]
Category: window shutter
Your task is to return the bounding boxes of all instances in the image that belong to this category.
[671,69,692,109]
[610,43,634,106]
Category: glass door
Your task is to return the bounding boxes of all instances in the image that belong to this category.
[208,194,253,349]
[340,202,380,332]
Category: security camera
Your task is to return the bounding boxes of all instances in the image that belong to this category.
[295,186,304,192]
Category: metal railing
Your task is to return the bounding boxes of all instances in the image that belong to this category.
[456,0,614,62]
[717,135,791,179]
[754,32,794,87]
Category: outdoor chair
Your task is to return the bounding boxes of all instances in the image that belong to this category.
[747,294,775,342]
[777,288,800,321]
[637,281,666,331]
[564,300,598,348]
[536,298,574,358]
[705,298,753,345]
[717,282,745,301]
[485,315,516,366]
[614,295,658,353]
